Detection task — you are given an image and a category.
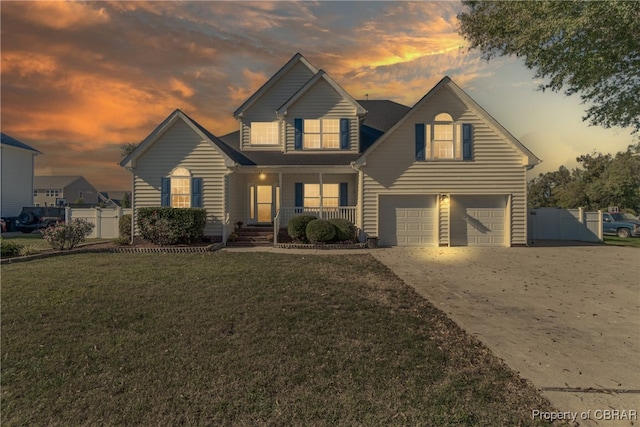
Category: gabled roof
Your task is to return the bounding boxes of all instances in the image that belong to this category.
[356,76,541,168]
[275,70,367,117]
[120,109,252,168]
[358,100,411,151]
[35,176,90,189]
[1,132,41,154]
[233,53,319,118]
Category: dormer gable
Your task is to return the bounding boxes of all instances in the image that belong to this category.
[276,70,367,118]
[356,76,541,169]
[233,53,318,120]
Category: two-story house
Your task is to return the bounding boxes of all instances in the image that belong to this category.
[34,176,100,206]
[1,133,41,218]
[121,53,540,246]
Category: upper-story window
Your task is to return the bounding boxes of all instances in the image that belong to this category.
[415,113,473,161]
[433,113,454,159]
[251,122,279,145]
[303,119,340,149]
[45,189,60,197]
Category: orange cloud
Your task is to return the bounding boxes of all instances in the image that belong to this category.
[227,69,269,106]
[17,1,109,30]
[1,52,58,77]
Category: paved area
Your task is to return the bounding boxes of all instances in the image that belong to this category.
[371,246,640,427]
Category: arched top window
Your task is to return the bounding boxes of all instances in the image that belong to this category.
[434,112,453,122]
[170,167,191,207]
[171,167,191,177]
[433,113,454,159]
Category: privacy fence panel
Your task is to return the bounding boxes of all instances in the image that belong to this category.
[528,208,602,243]
[66,207,132,239]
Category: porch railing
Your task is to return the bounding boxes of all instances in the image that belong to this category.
[274,206,357,244]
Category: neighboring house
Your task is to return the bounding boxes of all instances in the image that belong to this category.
[99,191,131,207]
[121,53,540,247]
[34,176,99,206]
[1,133,41,218]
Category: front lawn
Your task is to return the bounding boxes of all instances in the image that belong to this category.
[2,252,556,426]
[1,233,110,251]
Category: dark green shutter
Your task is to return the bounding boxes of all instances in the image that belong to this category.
[462,124,473,160]
[339,182,348,206]
[161,177,170,207]
[191,177,203,207]
[340,119,349,149]
[415,124,425,160]
[294,119,303,150]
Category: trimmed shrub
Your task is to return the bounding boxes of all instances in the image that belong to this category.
[287,215,317,243]
[328,218,357,242]
[119,214,132,239]
[137,207,207,245]
[306,219,336,243]
[1,239,23,257]
[42,219,95,250]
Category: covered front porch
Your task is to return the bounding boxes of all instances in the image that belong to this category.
[224,166,360,243]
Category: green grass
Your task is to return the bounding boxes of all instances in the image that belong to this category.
[1,233,110,251]
[2,252,556,426]
[604,235,640,248]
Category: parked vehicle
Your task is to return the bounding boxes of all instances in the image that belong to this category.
[602,212,640,238]
[16,207,66,233]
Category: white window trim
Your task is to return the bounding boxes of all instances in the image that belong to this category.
[170,167,191,208]
[303,183,339,208]
[426,113,462,161]
[250,121,280,145]
[303,119,340,150]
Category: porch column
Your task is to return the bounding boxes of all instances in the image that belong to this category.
[319,172,323,219]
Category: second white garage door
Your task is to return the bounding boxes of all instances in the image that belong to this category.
[450,196,507,246]
[379,195,436,246]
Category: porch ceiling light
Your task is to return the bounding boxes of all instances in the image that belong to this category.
[259,172,267,180]
[440,194,449,202]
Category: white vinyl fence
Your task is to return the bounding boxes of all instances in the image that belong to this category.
[528,207,602,243]
[66,207,132,239]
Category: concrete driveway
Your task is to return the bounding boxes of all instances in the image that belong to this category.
[371,245,639,427]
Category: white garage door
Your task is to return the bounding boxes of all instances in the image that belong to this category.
[451,196,507,246]
[379,195,436,246]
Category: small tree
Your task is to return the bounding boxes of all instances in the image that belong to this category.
[42,219,95,250]
[121,192,131,208]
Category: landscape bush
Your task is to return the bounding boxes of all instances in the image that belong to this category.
[42,219,95,251]
[328,218,357,242]
[119,214,132,240]
[305,219,336,243]
[287,215,317,243]
[1,239,23,257]
[137,207,207,245]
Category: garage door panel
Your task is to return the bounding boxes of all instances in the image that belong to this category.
[379,195,436,247]
[451,196,507,247]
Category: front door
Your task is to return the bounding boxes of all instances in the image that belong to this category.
[250,184,279,224]
[256,185,273,223]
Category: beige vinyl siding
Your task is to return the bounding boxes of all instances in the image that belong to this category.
[1,145,36,217]
[240,62,315,150]
[283,80,359,152]
[362,85,529,246]
[132,119,228,236]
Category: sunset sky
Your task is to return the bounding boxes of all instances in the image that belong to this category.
[1,1,635,191]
